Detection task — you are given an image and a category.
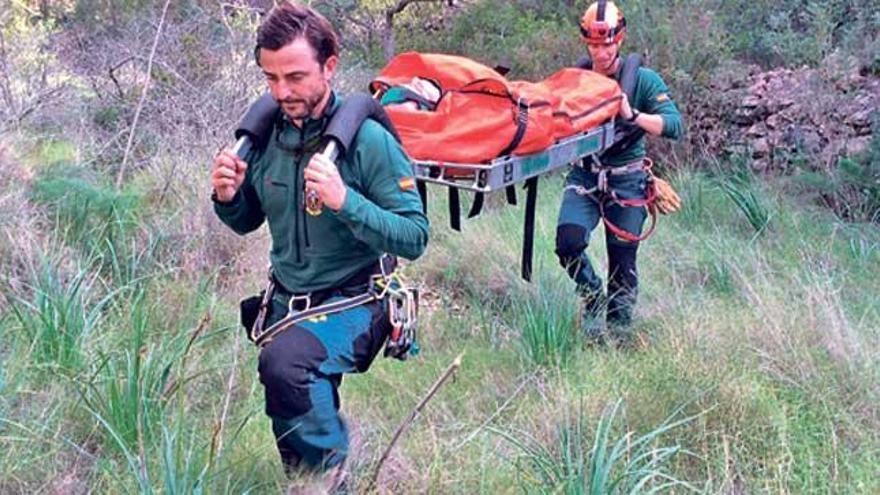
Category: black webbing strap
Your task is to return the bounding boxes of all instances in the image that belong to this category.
[255,291,378,347]
[506,185,517,205]
[498,102,529,157]
[468,192,484,218]
[521,177,539,281]
[448,187,461,231]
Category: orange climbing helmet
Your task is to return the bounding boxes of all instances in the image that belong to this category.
[580,0,626,45]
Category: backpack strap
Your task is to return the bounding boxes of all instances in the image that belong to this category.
[603,53,645,157]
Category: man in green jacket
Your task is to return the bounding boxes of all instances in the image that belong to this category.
[210,1,428,487]
[556,0,683,343]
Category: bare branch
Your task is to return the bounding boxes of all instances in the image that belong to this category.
[381,0,452,61]
[368,352,463,492]
[0,19,15,115]
[117,0,172,188]
[108,56,135,100]
[14,86,65,124]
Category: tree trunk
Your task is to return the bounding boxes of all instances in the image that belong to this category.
[382,11,395,62]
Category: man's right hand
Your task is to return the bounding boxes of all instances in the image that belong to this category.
[211,150,248,203]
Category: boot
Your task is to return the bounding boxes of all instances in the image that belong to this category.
[607,243,639,345]
[579,289,607,343]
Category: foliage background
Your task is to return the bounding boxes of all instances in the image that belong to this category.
[1,0,878,493]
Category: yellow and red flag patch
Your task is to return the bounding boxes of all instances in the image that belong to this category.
[398,177,416,191]
[656,93,670,103]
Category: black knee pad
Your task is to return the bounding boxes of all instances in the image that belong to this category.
[556,224,588,277]
[555,223,588,260]
[258,327,328,418]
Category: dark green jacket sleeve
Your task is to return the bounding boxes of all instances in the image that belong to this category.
[333,121,429,260]
[637,68,684,140]
[213,151,266,235]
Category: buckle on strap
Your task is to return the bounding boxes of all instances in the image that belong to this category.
[287,293,312,313]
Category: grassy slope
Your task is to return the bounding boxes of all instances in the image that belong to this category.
[1,152,878,493]
[341,170,880,493]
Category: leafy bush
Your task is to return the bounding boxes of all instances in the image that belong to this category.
[29,161,143,254]
[402,1,581,79]
[797,123,880,222]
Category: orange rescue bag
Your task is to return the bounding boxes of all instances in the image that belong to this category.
[370,52,622,166]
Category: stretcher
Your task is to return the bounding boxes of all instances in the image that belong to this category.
[409,118,633,282]
[371,52,645,280]
[411,121,617,193]
[233,53,645,281]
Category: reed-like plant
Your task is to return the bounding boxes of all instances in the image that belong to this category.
[514,278,579,367]
[718,176,772,236]
[8,256,113,374]
[492,399,701,494]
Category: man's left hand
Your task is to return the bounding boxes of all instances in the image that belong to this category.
[618,93,635,121]
[304,152,347,211]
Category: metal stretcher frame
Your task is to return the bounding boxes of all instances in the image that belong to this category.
[410,120,618,192]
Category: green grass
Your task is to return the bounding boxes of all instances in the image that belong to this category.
[7,253,115,375]
[1,166,878,492]
[490,398,701,494]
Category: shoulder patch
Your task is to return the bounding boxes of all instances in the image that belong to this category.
[656,93,670,103]
[398,177,416,191]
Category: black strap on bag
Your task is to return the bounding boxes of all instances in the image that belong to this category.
[417,180,428,214]
[448,188,462,231]
[521,177,539,281]
[447,98,530,229]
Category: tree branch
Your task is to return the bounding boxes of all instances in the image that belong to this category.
[0,17,16,116]
[368,353,463,492]
[116,0,172,188]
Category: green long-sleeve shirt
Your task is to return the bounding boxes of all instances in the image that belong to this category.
[601,66,684,166]
[214,93,429,293]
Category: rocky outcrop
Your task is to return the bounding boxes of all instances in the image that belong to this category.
[691,55,878,172]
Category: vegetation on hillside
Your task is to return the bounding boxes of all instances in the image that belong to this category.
[1,0,878,492]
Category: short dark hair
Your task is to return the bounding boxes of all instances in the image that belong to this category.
[255,2,339,66]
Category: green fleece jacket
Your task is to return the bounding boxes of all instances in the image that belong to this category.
[602,65,684,166]
[214,93,429,293]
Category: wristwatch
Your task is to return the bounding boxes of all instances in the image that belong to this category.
[627,108,641,123]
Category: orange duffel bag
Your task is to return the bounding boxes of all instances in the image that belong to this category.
[370,52,622,166]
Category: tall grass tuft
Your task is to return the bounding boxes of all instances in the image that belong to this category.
[79,287,182,456]
[492,399,700,494]
[718,175,772,236]
[8,255,113,374]
[159,421,209,494]
[514,277,579,367]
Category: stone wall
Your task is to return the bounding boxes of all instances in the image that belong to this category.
[689,55,878,172]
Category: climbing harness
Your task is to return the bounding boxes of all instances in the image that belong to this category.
[247,256,419,360]
[565,157,659,243]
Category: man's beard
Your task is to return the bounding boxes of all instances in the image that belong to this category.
[280,85,327,120]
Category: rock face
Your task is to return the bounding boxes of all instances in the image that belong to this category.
[690,55,879,172]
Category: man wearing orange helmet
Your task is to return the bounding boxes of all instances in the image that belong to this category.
[555,0,683,343]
